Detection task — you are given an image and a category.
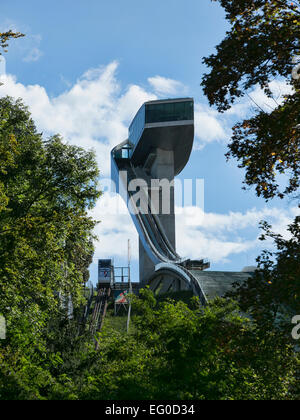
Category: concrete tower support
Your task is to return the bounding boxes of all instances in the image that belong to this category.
[139,238,155,286]
[139,148,176,285]
[150,148,175,248]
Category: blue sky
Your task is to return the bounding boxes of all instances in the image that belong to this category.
[0,0,297,284]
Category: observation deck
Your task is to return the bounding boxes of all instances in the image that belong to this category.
[112,98,194,176]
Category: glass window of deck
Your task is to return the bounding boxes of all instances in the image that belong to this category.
[113,144,132,160]
[145,101,193,124]
[128,100,194,149]
[129,104,145,148]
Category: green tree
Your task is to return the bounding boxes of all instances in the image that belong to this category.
[201,1,300,398]
[0,96,100,399]
[228,216,300,335]
[77,290,298,400]
[201,0,300,316]
[0,31,24,54]
[202,0,300,200]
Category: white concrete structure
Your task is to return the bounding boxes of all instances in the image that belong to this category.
[111,98,253,301]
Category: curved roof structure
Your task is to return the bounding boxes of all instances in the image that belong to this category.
[112,98,194,176]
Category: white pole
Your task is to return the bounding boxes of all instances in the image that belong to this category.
[127,239,132,333]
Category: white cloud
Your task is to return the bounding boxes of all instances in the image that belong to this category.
[224,80,294,118]
[175,205,298,263]
[0,61,156,175]
[0,20,43,64]
[0,62,231,173]
[192,79,294,149]
[88,191,298,266]
[0,56,5,76]
[249,80,294,112]
[0,18,20,34]
[88,192,138,260]
[1,62,296,268]
[148,75,187,97]
[194,103,229,149]
[23,47,43,63]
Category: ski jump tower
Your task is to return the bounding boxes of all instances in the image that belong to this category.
[111,98,254,301]
[111,98,211,301]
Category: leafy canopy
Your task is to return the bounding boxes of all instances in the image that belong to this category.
[0,31,24,54]
[0,96,100,400]
[202,0,300,199]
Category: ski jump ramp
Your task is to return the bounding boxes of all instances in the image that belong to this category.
[111,98,253,302]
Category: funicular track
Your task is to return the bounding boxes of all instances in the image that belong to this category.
[79,285,111,348]
[89,287,111,336]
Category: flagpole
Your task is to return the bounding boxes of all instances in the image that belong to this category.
[127,239,132,333]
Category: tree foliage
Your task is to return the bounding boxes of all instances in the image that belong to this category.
[202,0,300,199]
[201,2,300,397]
[0,31,24,55]
[22,290,299,400]
[202,0,300,313]
[0,97,100,399]
[228,216,300,332]
[1,5,299,400]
